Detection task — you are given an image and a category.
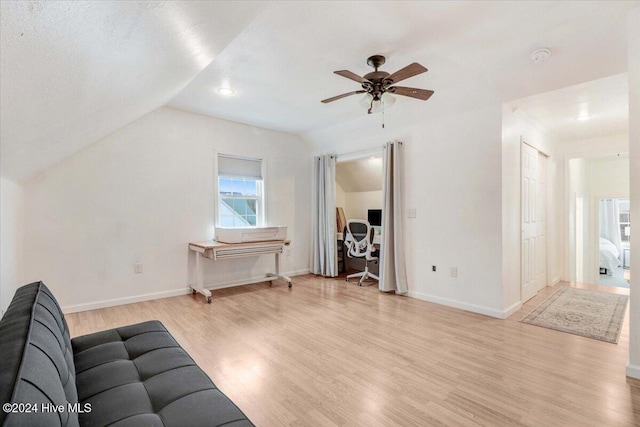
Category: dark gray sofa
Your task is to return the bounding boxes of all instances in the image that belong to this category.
[0,282,254,427]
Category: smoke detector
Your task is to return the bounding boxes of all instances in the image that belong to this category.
[531,48,552,64]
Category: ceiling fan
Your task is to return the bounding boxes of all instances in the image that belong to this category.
[321,55,434,114]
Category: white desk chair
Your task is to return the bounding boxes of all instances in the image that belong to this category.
[344,219,379,286]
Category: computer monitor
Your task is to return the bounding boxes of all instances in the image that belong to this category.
[367,209,382,226]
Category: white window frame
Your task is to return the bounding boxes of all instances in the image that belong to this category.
[214,151,266,228]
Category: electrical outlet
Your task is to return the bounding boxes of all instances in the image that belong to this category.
[450,267,458,277]
[432,265,436,272]
[134,263,143,274]
[407,208,417,218]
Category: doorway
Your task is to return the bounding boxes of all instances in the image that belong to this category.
[335,149,383,275]
[568,155,630,285]
[598,198,631,288]
[521,141,548,303]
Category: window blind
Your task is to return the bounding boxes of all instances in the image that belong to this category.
[218,155,263,179]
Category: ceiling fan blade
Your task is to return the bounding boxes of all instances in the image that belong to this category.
[321,90,366,103]
[334,70,370,84]
[384,63,428,84]
[389,86,434,101]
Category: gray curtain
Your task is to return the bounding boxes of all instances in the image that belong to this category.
[311,155,337,277]
[379,141,408,294]
[600,199,623,261]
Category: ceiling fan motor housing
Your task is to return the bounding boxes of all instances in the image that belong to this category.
[364,56,392,95]
[366,55,386,69]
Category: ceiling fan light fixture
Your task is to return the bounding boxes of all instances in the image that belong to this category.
[359,93,374,109]
[359,92,396,114]
[382,92,396,108]
[369,98,383,114]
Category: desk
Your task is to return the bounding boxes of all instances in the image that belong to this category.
[189,240,292,303]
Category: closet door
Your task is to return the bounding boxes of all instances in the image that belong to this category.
[521,143,539,303]
[535,152,548,292]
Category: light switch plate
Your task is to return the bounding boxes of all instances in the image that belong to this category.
[407,208,417,218]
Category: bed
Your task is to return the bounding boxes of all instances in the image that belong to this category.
[600,237,621,275]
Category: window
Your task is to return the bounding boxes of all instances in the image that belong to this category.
[619,199,630,243]
[217,154,263,228]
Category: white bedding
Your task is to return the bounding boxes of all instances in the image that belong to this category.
[599,237,621,275]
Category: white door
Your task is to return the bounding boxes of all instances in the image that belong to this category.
[535,153,547,292]
[521,143,540,302]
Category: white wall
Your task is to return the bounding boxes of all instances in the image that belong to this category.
[568,158,589,282]
[344,190,382,221]
[21,107,312,312]
[306,101,506,318]
[501,106,559,316]
[589,157,630,197]
[336,182,346,214]
[627,6,640,380]
[0,177,24,314]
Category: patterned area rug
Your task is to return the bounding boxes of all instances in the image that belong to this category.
[521,286,629,344]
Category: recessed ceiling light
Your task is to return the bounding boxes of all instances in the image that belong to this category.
[576,115,590,121]
[217,87,235,96]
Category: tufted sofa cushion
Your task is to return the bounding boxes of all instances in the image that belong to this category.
[1,283,254,427]
[0,282,79,427]
[72,320,253,427]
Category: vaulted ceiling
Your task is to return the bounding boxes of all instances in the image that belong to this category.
[1,1,637,181]
[336,157,383,193]
[0,1,266,181]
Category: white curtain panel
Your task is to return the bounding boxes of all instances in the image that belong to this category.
[379,141,408,294]
[311,155,337,277]
[600,199,623,260]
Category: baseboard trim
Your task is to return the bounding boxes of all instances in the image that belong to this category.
[549,277,561,286]
[502,300,523,319]
[407,290,507,319]
[626,364,640,379]
[62,288,191,314]
[62,269,310,314]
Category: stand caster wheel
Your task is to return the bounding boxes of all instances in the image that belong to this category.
[288,283,292,288]
[269,281,273,286]
[192,289,197,295]
[207,296,212,304]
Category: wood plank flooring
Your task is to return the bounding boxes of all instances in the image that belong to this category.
[66,276,640,426]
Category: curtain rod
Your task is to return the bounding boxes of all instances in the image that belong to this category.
[335,146,383,162]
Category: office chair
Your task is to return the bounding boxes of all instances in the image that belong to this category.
[344,219,379,286]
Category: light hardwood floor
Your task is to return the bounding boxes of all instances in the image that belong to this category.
[66,276,640,426]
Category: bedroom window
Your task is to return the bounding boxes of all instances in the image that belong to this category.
[217,154,264,228]
[619,199,630,243]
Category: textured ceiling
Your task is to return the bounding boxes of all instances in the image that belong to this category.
[0,1,265,181]
[508,73,629,142]
[1,1,637,181]
[169,1,636,136]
